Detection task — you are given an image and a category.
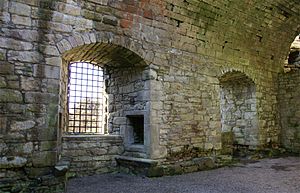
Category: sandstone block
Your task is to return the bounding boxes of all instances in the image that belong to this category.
[40,141,57,151]
[9,2,31,16]
[21,76,40,91]
[113,117,127,125]
[50,22,73,33]
[45,57,62,66]
[33,64,60,79]
[0,37,33,51]
[0,89,23,103]
[0,142,8,154]
[57,39,72,53]
[0,156,27,168]
[0,62,14,75]
[0,77,6,87]
[39,45,60,56]
[25,92,58,104]
[103,15,118,26]
[57,3,81,16]
[10,120,35,131]
[11,14,31,26]
[108,146,124,154]
[32,151,56,167]
[8,51,41,63]
[23,142,33,154]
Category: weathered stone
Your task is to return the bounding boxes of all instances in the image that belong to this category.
[45,57,62,66]
[54,161,69,177]
[1,1,300,192]
[0,89,23,103]
[0,142,8,154]
[2,29,39,42]
[8,51,41,63]
[57,3,81,16]
[10,120,35,131]
[21,76,40,91]
[39,45,60,56]
[0,77,6,87]
[113,117,127,125]
[0,63,14,75]
[32,151,56,167]
[11,14,31,26]
[23,142,34,154]
[9,2,31,16]
[103,15,118,26]
[25,92,58,104]
[0,156,27,168]
[0,37,33,51]
[108,146,123,154]
[33,64,60,79]
[26,167,52,178]
[40,141,56,151]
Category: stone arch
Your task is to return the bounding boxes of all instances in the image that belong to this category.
[218,70,259,156]
[55,33,156,176]
[55,32,151,66]
[284,34,300,71]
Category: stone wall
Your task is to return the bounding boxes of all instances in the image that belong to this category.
[279,35,300,153]
[106,65,151,157]
[106,66,150,135]
[278,70,300,153]
[1,0,300,191]
[220,72,258,148]
[62,135,123,176]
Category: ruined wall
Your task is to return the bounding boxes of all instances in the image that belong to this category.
[106,66,150,135]
[62,135,123,176]
[0,1,65,192]
[1,0,300,191]
[220,73,258,148]
[278,35,300,153]
[278,71,300,153]
[106,65,151,158]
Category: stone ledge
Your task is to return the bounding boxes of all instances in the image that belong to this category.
[116,156,158,165]
[63,134,122,142]
[116,156,162,177]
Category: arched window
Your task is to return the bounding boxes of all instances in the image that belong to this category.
[66,62,107,134]
[285,34,300,71]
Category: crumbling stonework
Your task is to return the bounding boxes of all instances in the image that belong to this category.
[220,71,258,150]
[279,35,300,153]
[0,0,300,192]
[279,70,300,153]
[62,135,123,176]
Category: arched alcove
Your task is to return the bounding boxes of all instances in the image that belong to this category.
[219,71,259,156]
[279,33,300,153]
[59,42,151,176]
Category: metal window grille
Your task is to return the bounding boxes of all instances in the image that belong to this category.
[66,62,106,134]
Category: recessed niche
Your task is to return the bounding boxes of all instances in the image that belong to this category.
[127,115,144,145]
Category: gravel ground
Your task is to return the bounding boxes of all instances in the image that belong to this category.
[67,157,300,193]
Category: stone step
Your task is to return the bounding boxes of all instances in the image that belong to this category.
[115,156,163,177]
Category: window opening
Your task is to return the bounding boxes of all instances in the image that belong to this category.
[66,62,106,134]
[285,34,300,72]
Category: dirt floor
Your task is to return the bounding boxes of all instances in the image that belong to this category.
[67,157,300,193]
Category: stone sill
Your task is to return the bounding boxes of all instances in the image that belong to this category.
[116,155,158,166]
[125,144,145,152]
[62,134,123,142]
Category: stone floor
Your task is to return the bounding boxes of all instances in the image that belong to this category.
[67,157,300,193]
